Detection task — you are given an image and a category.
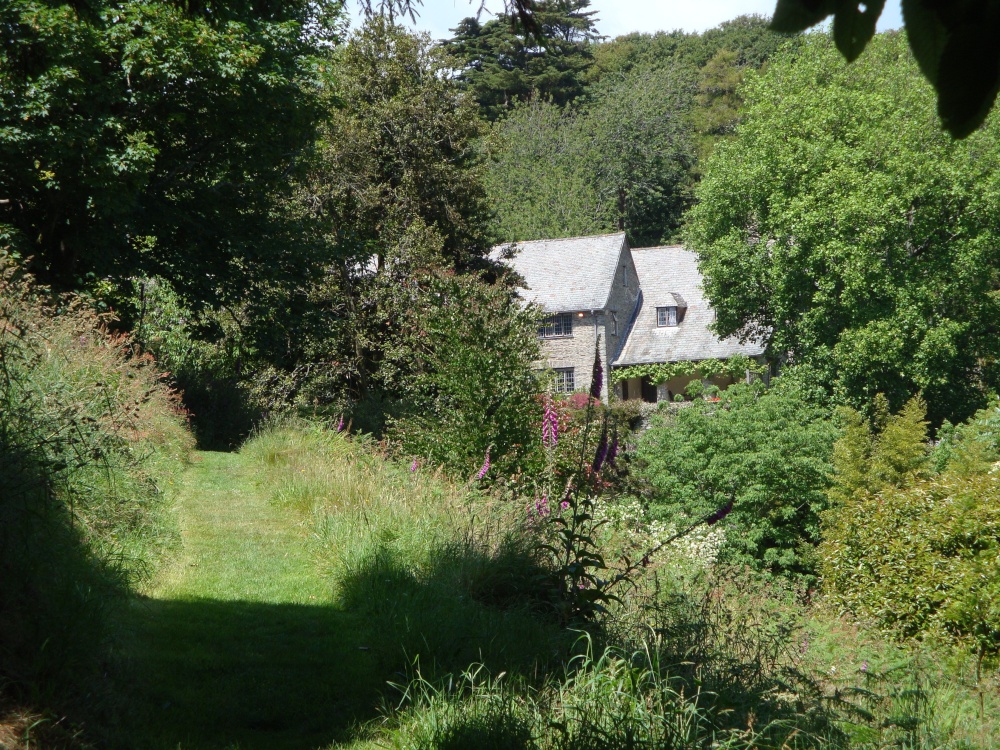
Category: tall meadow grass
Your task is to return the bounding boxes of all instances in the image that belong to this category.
[243,420,1000,750]
[0,260,193,712]
[242,422,570,681]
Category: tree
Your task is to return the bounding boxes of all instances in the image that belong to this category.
[442,0,600,121]
[636,377,837,580]
[0,0,338,301]
[483,99,613,242]
[687,33,1000,426]
[237,20,508,429]
[771,0,1000,138]
[588,15,788,84]
[484,62,695,246]
[387,270,542,476]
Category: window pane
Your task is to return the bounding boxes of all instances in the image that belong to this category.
[554,367,575,392]
[656,306,678,327]
[540,314,573,338]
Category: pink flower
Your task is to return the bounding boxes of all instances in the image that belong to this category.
[591,426,609,474]
[542,395,559,448]
[336,415,345,432]
[705,498,734,526]
[410,459,418,472]
[560,500,570,511]
[475,447,491,480]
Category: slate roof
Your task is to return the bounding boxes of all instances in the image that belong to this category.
[615,246,765,366]
[491,232,628,312]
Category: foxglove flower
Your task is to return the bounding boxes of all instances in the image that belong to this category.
[591,425,609,474]
[607,432,619,466]
[705,498,734,526]
[410,459,418,472]
[589,341,603,400]
[336,415,345,432]
[542,395,559,448]
[476,447,491,480]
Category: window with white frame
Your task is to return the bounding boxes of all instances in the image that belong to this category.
[657,306,679,327]
[538,313,573,338]
[552,367,575,393]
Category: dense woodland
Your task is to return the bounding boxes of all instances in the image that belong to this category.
[3,1,1000,748]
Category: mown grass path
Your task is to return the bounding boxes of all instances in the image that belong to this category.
[117,451,379,750]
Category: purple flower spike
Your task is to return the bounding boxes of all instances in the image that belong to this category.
[336,415,345,432]
[542,395,559,448]
[589,341,603,400]
[410,459,418,472]
[591,426,609,474]
[705,498,734,526]
[476,447,491,480]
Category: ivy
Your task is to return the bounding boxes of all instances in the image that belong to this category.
[610,355,764,386]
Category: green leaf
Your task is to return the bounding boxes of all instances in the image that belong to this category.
[901,0,948,85]
[771,0,836,33]
[832,0,886,62]
[936,25,1000,138]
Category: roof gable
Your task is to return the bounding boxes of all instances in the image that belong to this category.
[615,246,765,366]
[492,232,628,312]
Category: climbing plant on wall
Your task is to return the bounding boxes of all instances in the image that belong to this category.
[610,355,764,386]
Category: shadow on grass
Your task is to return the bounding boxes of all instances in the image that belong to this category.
[335,539,571,684]
[113,596,383,750]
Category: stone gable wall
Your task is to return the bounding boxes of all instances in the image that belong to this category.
[537,244,640,402]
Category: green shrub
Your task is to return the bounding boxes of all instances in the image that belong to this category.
[636,376,838,580]
[827,395,930,506]
[127,276,259,449]
[821,469,1000,656]
[820,395,1000,656]
[387,271,542,479]
[931,398,1000,477]
[0,262,192,706]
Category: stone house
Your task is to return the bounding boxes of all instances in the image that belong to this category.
[495,233,765,402]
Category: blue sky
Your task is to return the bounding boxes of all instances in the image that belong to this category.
[349,0,903,42]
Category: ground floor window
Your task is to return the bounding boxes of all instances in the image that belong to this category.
[553,367,575,393]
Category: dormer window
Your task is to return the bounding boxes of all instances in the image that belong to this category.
[657,306,679,327]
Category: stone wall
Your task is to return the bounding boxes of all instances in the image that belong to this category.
[539,311,604,399]
[537,243,640,403]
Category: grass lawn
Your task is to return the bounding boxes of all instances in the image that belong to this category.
[113,450,384,750]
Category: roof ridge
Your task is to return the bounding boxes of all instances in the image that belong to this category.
[497,231,627,246]
[631,244,687,251]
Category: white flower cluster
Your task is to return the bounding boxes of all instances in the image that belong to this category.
[594,497,726,570]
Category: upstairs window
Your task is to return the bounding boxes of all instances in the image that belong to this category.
[657,306,679,327]
[553,367,575,393]
[539,313,573,338]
